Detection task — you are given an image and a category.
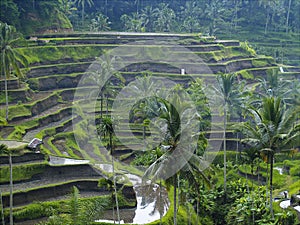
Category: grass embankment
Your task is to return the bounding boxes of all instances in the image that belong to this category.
[0,162,47,183]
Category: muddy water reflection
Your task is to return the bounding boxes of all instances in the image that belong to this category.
[133,184,169,224]
[95,164,170,224]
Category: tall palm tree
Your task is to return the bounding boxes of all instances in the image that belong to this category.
[97,116,120,224]
[129,75,161,150]
[153,3,176,32]
[140,6,158,32]
[0,23,27,122]
[213,73,239,193]
[237,97,299,217]
[143,89,206,225]
[74,0,94,28]
[87,55,124,120]
[0,144,20,225]
[256,69,291,100]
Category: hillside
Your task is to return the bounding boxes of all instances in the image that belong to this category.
[0,33,299,224]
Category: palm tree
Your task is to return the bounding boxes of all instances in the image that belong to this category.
[129,75,161,150]
[0,143,20,225]
[89,13,111,32]
[179,1,201,33]
[143,89,206,225]
[97,116,120,224]
[0,23,27,122]
[74,0,94,28]
[86,55,124,120]
[102,72,124,116]
[120,13,144,32]
[256,69,291,100]
[237,97,300,217]
[153,3,176,32]
[213,73,239,193]
[140,6,158,32]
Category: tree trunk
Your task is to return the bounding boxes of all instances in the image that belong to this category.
[196,199,199,225]
[81,2,85,28]
[223,106,227,193]
[143,125,146,151]
[173,175,177,225]
[9,154,13,225]
[269,153,274,219]
[100,93,103,119]
[266,153,269,206]
[264,5,270,34]
[159,180,162,225]
[106,95,109,115]
[188,202,191,225]
[245,165,249,194]
[105,0,108,16]
[234,0,238,30]
[110,133,120,224]
[286,0,292,33]
[5,75,9,122]
[0,189,5,225]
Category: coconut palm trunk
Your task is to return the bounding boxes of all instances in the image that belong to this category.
[100,93,104,119]
[173,175,177,225]
[285,0,292,33]
[0,189,5,225]
[99,116,120,224]
[4,68,9,122]
[110,132,120,224]
[8,153,13,225]
[159,180,162,225]
[223,105,227,193]
[269,152,274,218]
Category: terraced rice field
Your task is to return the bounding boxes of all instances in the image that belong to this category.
[0,32,299,224]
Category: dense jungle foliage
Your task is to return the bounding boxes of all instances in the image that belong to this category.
[1,0,300,35]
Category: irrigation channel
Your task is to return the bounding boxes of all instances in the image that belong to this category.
[50,156,170,224]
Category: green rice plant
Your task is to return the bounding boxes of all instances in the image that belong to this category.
[0,162,47,183]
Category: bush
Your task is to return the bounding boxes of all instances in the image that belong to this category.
[290,164,300,177]
[13,201,60,221]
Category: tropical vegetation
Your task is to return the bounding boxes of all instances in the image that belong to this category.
[0,1,299,225]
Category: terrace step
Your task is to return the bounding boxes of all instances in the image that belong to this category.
[5,93,60,123]
[0,78,20,90]
[2,179,105,207]
[26,62,91,78]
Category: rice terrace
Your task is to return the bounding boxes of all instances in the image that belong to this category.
[0,1,299,225]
